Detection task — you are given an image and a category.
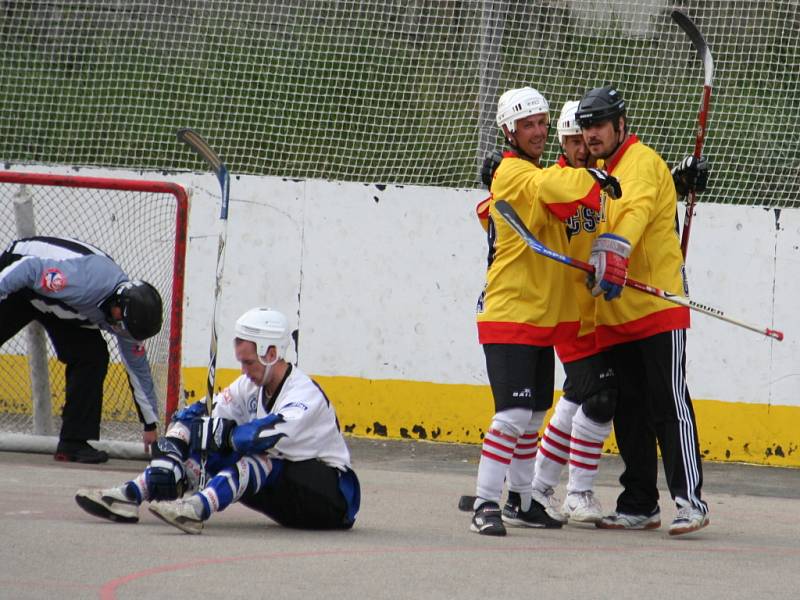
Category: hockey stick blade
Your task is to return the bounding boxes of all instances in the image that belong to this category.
[177,128,230,220]
[671,10,714,86]
[494,200,784,341]
[458,495,477,512]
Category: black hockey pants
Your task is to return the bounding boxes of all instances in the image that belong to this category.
[0,291,108,441]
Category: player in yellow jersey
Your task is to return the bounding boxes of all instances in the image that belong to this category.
[470,86,623,536]
[576,85,710,536]
[531,100,616,524]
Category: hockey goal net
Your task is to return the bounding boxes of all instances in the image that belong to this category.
[0,171,188,455]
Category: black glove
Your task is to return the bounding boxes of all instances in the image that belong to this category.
[480,150,504,188]
[190,417,237,454]
[587,168,622,200]
[672,155,709,196]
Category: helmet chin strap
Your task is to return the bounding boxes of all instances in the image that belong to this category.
[609,124,625,157]
[258,353,279,386]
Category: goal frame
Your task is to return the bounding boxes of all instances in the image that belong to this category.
[0,170,188,435]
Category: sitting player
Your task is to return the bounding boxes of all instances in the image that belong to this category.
[75,307,360,534]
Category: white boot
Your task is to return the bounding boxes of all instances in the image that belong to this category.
[148,495,205,534]
[75,485,139,523]
[562,490,604,523]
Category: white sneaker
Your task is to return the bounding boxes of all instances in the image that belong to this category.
[531,486,568,524]
[75,486,139,523]
[596,507,661,530]
[669,506,709,536]
[148,496,205,534]
[562,491,604,523]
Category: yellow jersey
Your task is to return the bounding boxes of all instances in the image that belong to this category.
[477,151,605,346]
[594,135,690,347]
[554,156,603,363]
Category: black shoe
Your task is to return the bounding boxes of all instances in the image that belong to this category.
[470,501,506,536]
[55,440,109,464]
[502,492,563,529]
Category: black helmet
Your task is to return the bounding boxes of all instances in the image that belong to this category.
[115,280,163,341]
[575,86,626,127]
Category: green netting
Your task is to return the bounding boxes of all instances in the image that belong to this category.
[0,1,797,207]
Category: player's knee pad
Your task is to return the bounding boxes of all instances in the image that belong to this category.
[582,388,618,424]
[150,435,189,462]
[147,436,189,500]
[147,457,186,501]
[490,407,533,438]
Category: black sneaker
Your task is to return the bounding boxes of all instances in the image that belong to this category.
[55,440,109,464]
[502,491,563,529]
[470,501,506,536]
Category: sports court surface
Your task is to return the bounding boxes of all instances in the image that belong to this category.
[1,438,798,600]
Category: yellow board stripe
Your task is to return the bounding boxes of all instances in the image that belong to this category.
[183,368,800,468]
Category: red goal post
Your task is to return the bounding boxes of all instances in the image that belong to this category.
[0,171,188,456]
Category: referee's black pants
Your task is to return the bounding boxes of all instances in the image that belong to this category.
[606,329,707,515]
[0,292,108,442]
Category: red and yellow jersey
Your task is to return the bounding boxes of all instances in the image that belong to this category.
[476,195,492,233]
[594,135,690,347]
[476,152,605,347]
[554,156,602,363]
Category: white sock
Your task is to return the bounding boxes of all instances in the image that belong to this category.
[475,427,517,507]
[507,410,546,511]
[474,408,531,507]
[534,398,579,491]
[567,406,611,493]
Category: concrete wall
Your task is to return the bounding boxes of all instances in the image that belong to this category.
[9,164,799,465]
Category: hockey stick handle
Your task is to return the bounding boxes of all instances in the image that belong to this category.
[177,127,232,416]
[681,82,712,259]
[494,200,783,341]
[673,10,715,260]
[178,127,232,489]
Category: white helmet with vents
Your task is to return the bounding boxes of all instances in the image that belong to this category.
[234,307,291,359]
[557,100,582,146]
[496,87,550,133]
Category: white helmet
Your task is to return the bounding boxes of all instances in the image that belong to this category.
[557,100,582,146]
[496,86,550,133]
[234,307,291,359]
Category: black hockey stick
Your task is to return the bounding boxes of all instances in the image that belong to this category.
[177,128,231,487]
[458,494,477,512]
[671,10,714,260]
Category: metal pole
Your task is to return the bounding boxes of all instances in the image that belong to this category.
[13,185,54,436]
[476,0,506,181]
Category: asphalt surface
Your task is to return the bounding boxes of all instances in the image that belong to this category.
[1,437,799,600]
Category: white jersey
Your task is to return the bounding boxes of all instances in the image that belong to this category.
[211,364,352,471]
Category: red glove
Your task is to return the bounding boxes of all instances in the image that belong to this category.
[587,233,631,300]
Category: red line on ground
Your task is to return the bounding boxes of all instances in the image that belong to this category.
[99,542,800,599]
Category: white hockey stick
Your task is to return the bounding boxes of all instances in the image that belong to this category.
[177,128,231,487]
[495,200,784,341]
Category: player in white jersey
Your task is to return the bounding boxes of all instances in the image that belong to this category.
[75,307,360,534]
